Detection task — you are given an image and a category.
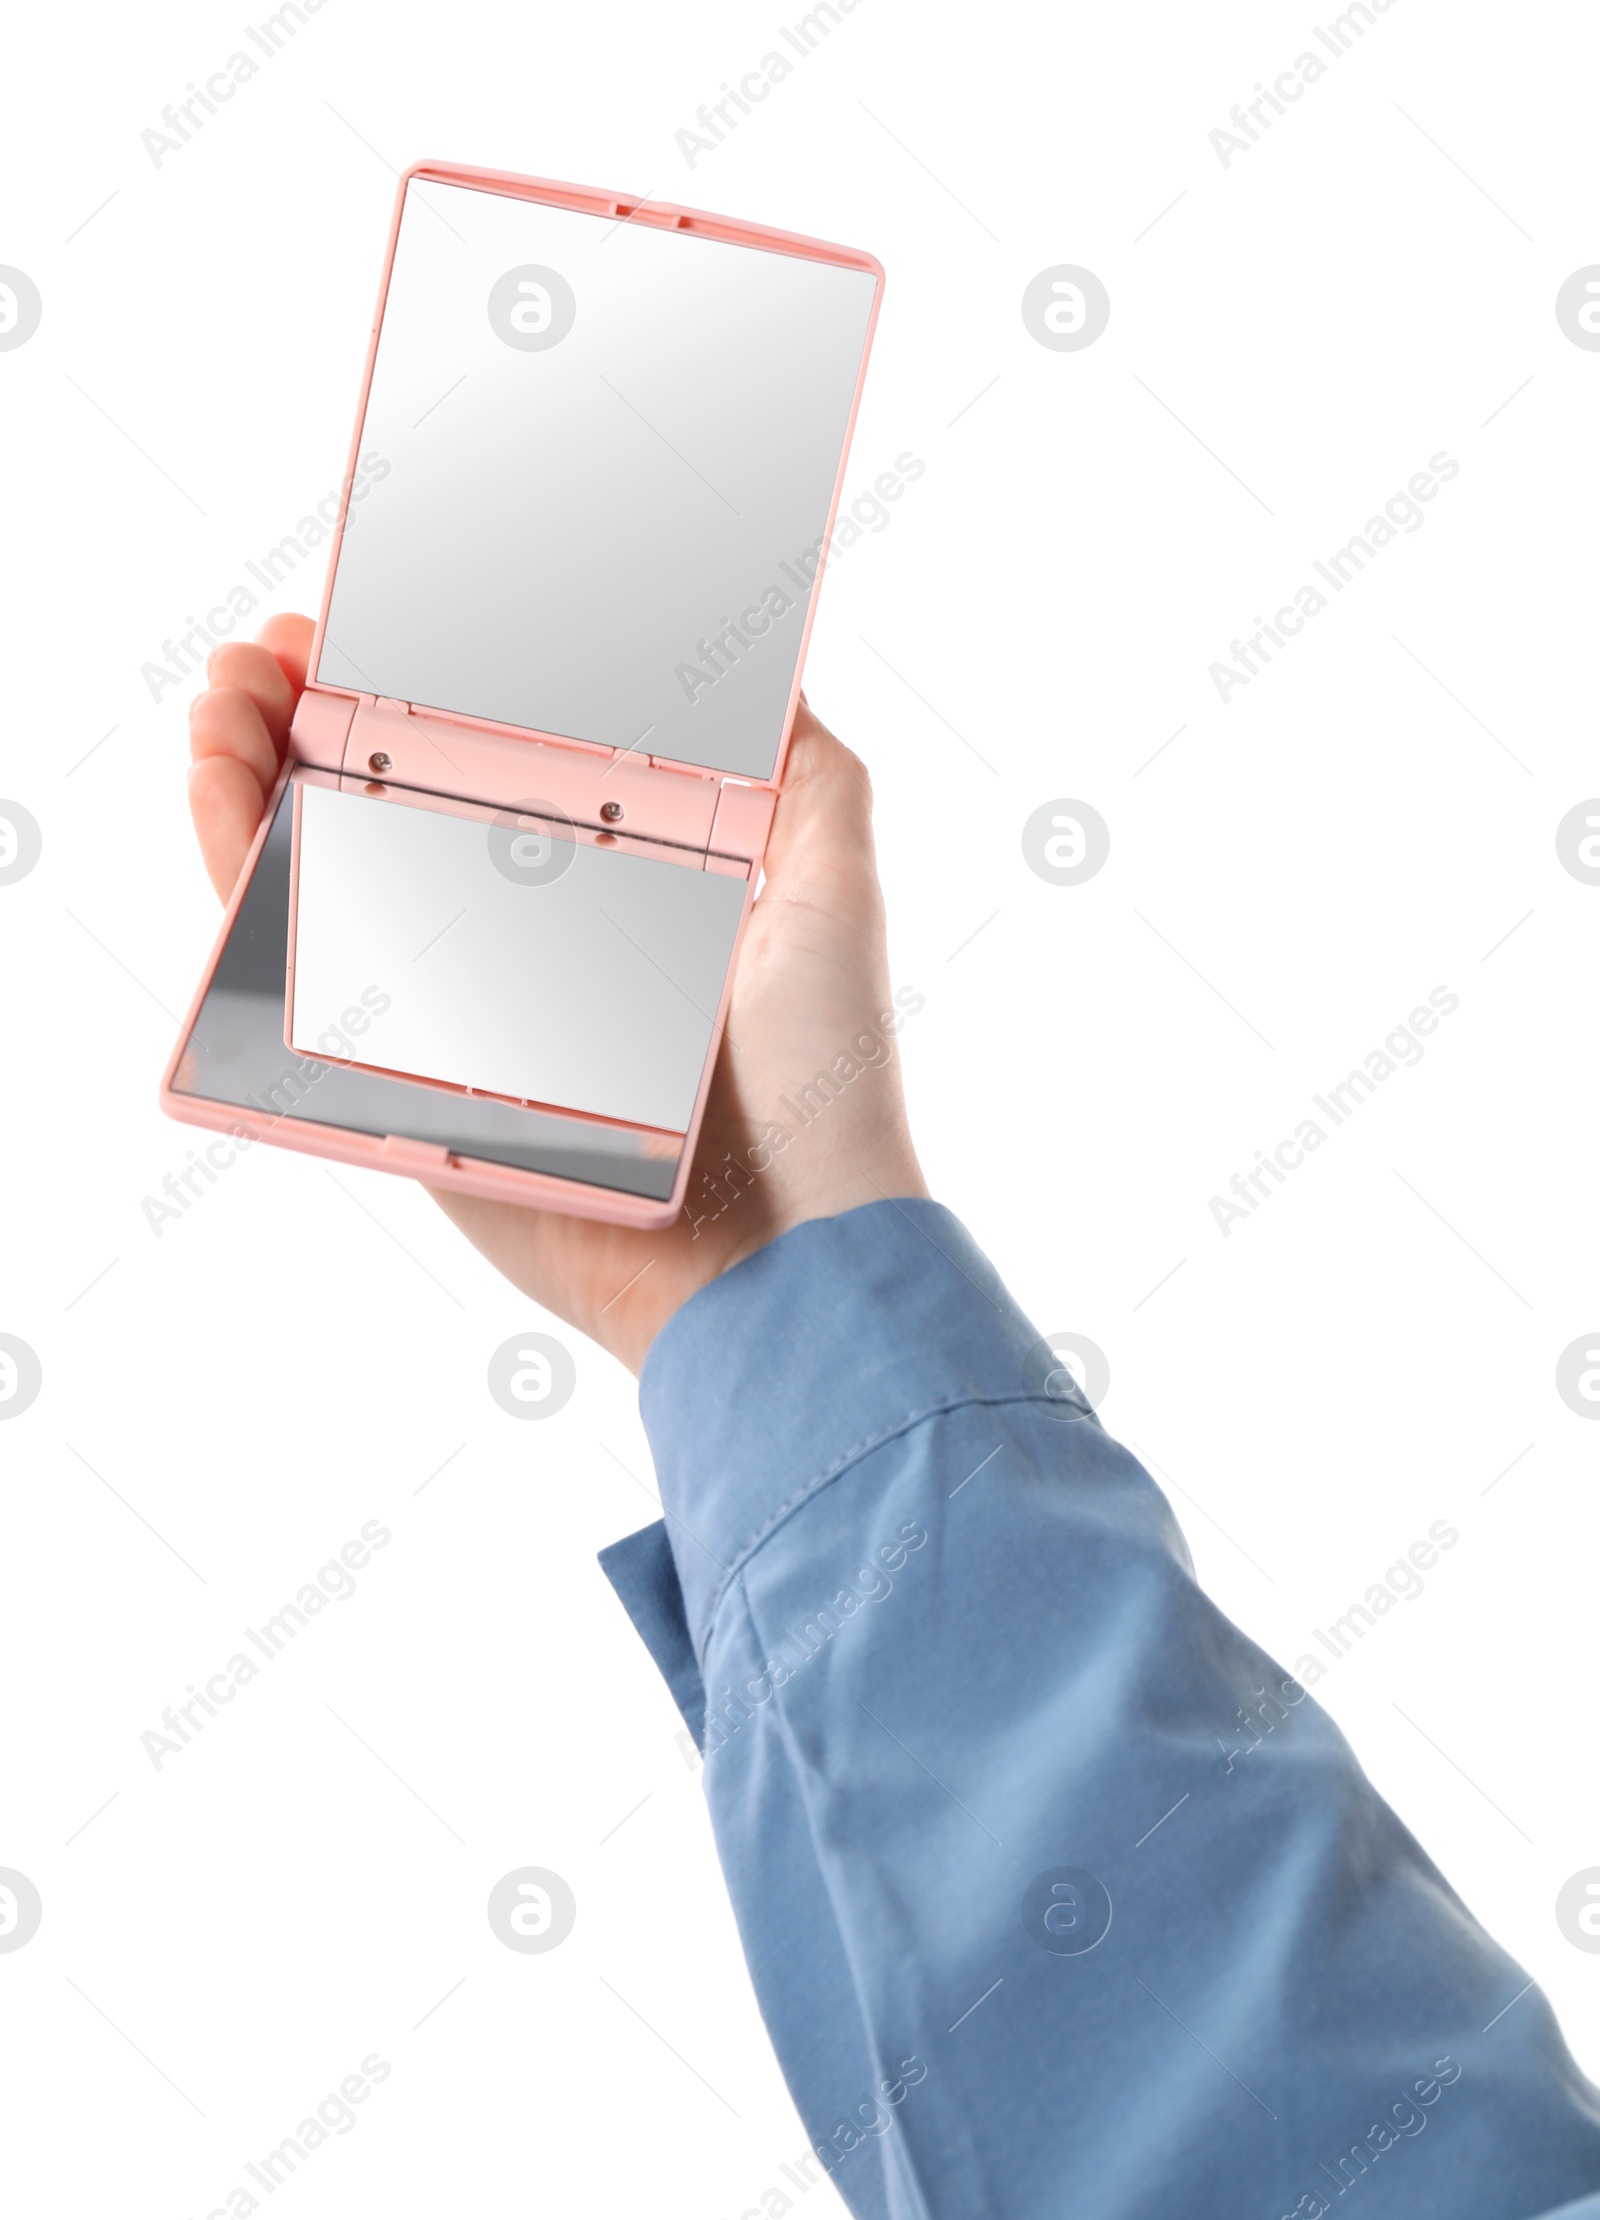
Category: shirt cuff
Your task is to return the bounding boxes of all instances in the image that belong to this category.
[626,1198,1082,1669]
[595,1519,705,1735]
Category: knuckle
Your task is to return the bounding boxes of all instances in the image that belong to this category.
[837,743,873,809]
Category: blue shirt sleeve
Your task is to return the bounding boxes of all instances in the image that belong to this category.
[602,1200,1600,2220]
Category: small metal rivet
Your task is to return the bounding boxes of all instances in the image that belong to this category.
[599,800,624,823]
[368,751,392,773]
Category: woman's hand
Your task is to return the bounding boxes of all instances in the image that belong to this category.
[188,613,927,1373]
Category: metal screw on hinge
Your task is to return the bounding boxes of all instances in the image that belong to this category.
[368,752,392,773]
[599,801,624,822]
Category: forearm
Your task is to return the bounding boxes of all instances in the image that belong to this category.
[605,1201,1600,2219]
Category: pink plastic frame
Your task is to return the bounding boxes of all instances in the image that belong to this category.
[159,160,884,1231]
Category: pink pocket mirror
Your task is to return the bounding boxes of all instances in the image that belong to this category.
[160,162,883,1227]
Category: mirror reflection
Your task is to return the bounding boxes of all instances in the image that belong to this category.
[288,774,749,1133]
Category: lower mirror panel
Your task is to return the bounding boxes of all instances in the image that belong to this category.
[168,782,684,1203]
[286,769,746,1134]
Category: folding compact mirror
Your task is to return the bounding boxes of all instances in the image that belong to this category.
[161,162,882,1225]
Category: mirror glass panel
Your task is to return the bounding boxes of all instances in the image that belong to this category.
[288,774,747,1133]
[317,178,878,779]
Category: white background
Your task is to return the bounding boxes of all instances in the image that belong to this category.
[3,1,1599,2213]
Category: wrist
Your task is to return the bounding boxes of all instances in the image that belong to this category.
[602,1147,929,1377]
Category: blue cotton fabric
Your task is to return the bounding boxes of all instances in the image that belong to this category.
[600,1200,1600,2220]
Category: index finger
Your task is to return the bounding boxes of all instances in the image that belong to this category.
[202,612,316,752]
